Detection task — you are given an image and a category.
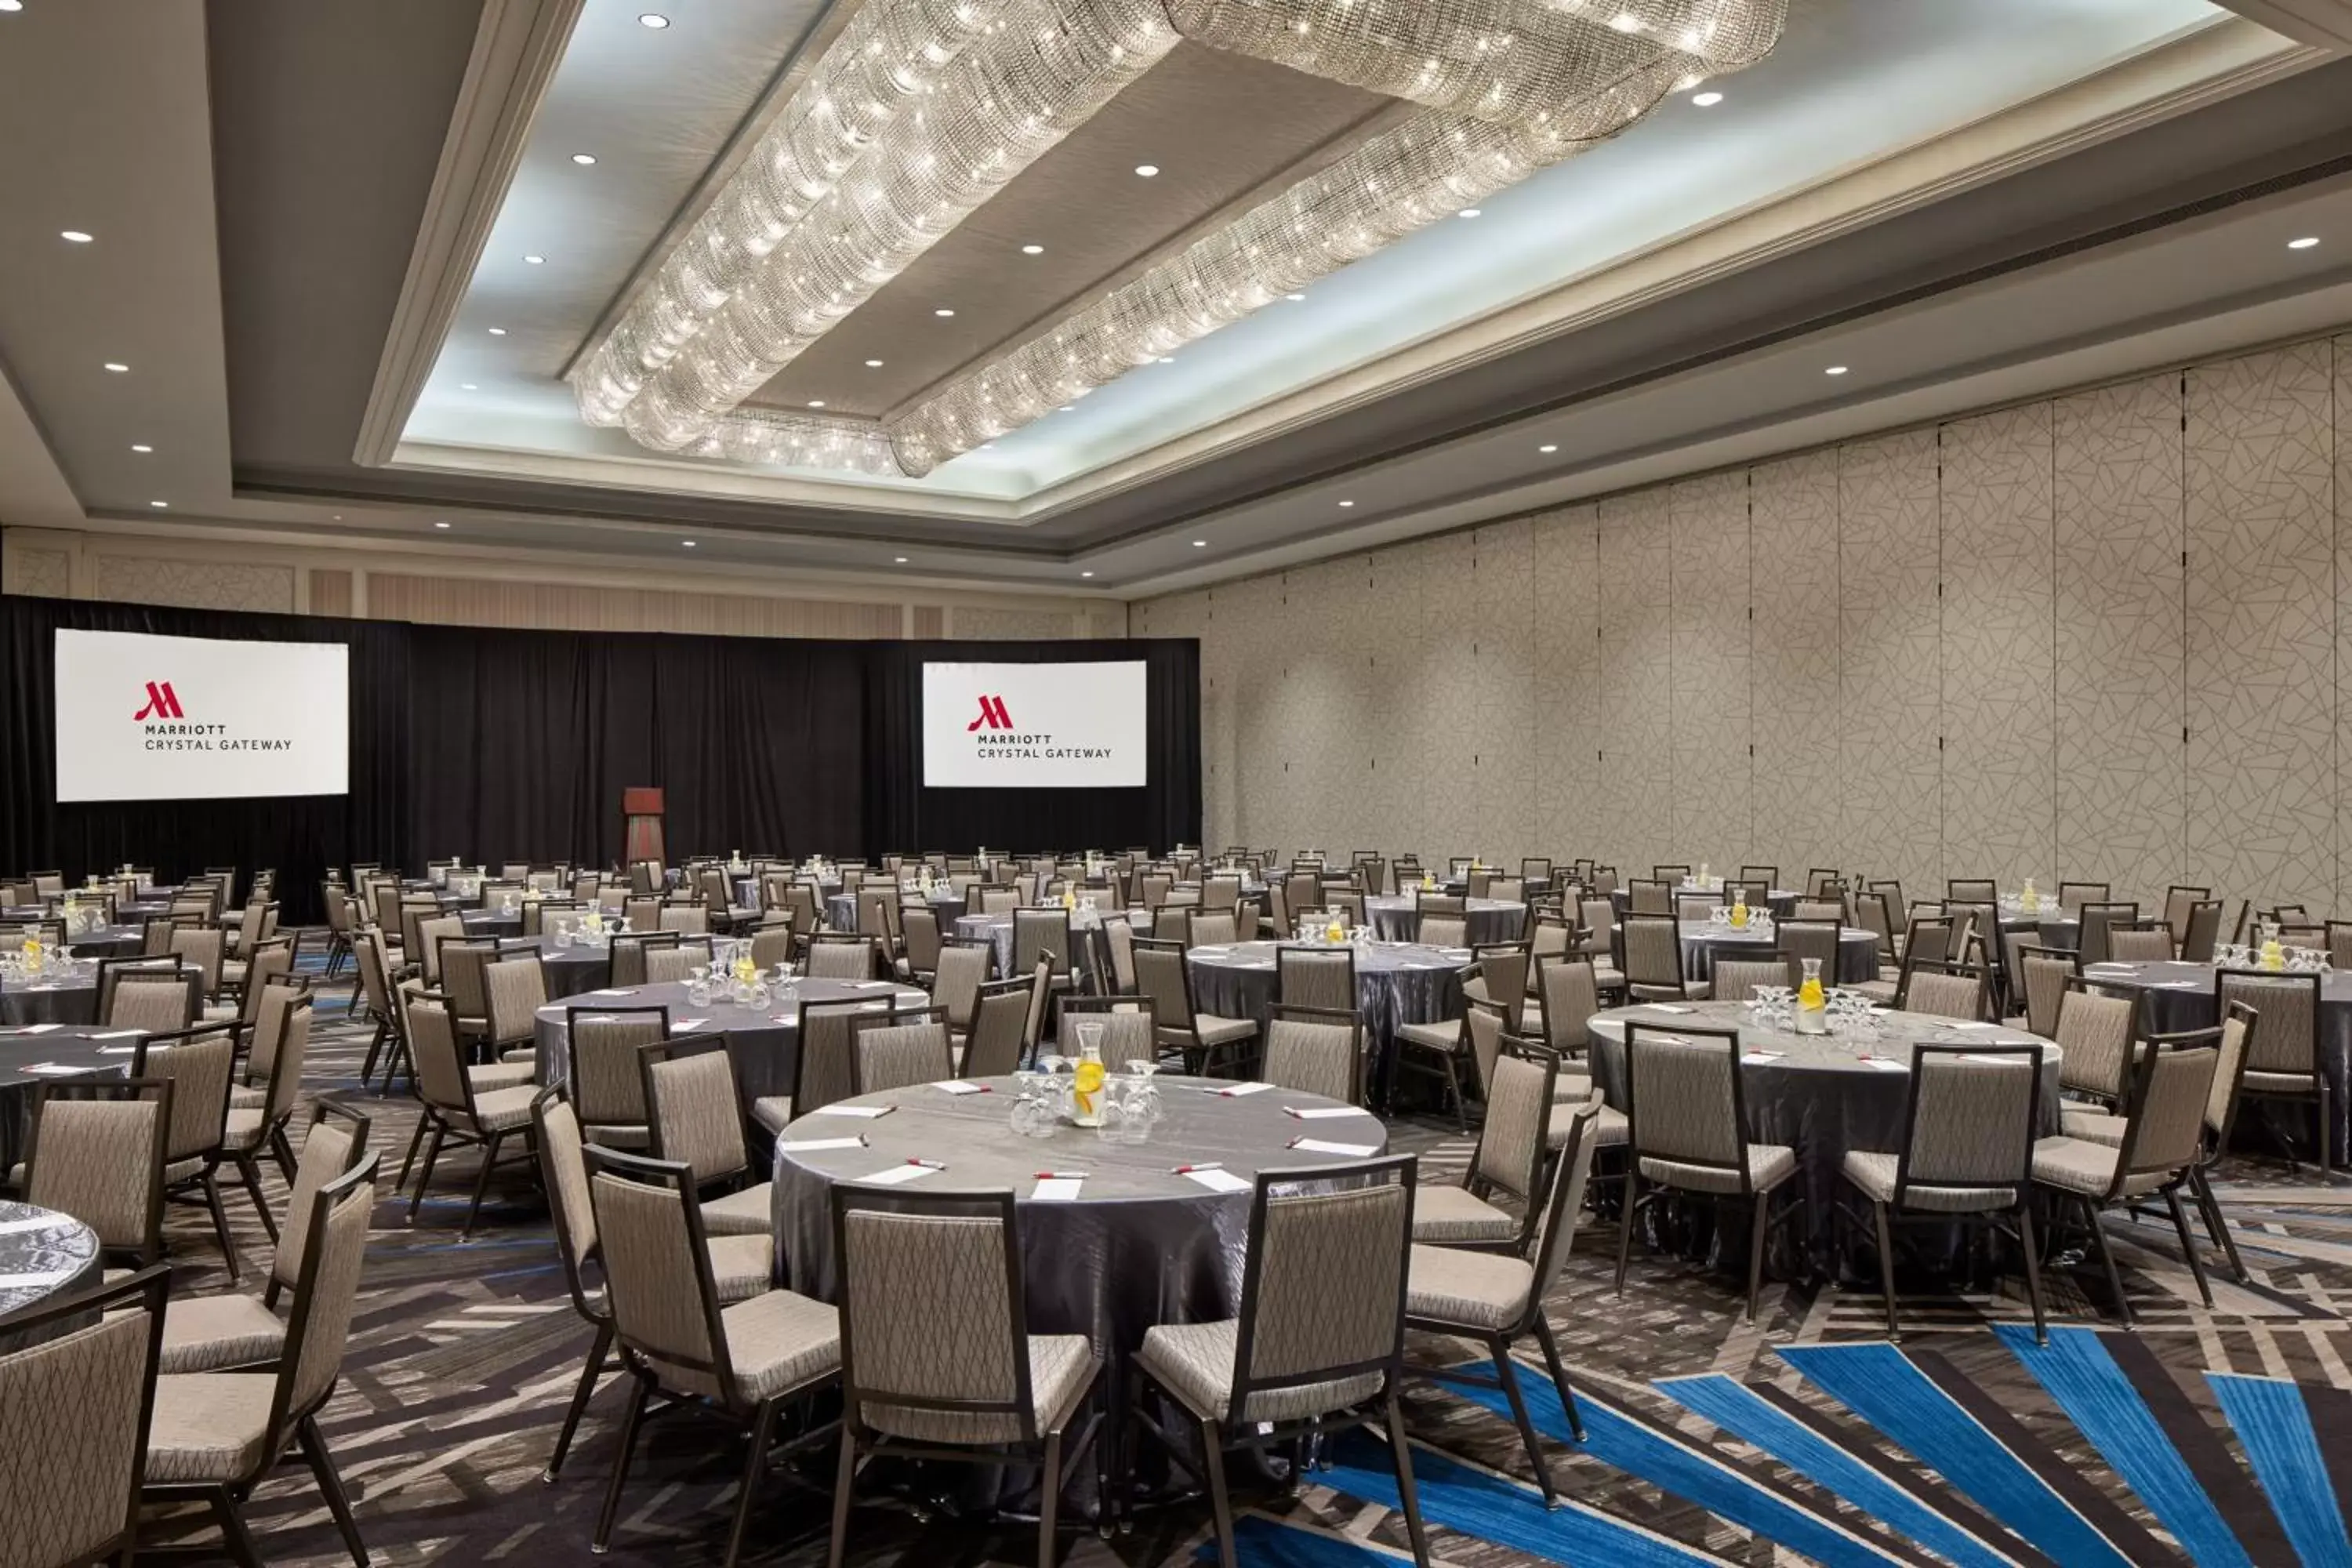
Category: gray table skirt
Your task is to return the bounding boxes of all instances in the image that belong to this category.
[1588,1002,2063,1275]
[1613,887,1801,920]
[1364,898,1526,948]
[65,927,143,960]
[532,980,927,1105]
[1187,942,1467,1097]
[1677,924,1879,985]
[0,981,100,1028]
[0,1030,132,1178]
[827,891,967,933]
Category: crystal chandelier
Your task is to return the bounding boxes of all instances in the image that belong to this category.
[566,0,1785,477]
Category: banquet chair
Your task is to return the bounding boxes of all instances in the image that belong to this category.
[851,1007,954,1094]
[532,1092,779,1485]
[1151,904,1192,943]
[608,930,679,988]
[2051,979,2139,1109]
[1776,919,1844,984]
[747,915,797,971]
[1653,864,1691,886]
[2009,945,2080,1037]
[659,903,711,938]
[1790,898,1846,924]
[829,1185,1098,1568]
[127,1020,249,1276]
[2056,880,2111,915]
[2161,884,2211,948]
[159,1098,372,1374]
[1525,913,1573,985]
[212,988,315,1234]
[644,940,716,984]
[1394,996,1501,1134]
[2076,902,2140,967]
[1741,864,1781,889]
[1900,961,1991,1023]
[412,913,464,986]
[1406,1096,1602,1504]
[1054,993,1157,1071]
[1947,878,1997,905]
[1259,1004,1363,1104]
[1711,956,1798,1004]
[931,938,994,1042]
[1412,1044,1552,1249]
[754,996,865,1133]
[212,935,296,1032]
[1018,953,1059,1060]
[1126,1156,1428,1568]
[1489,876,1526,905]
[1521,856,1554,884]
[1577,895,1616,956]
[1185,907,1239,949]
[699,866,759,931]
[623,895,663,931]
[1626,879,1671,916]
[218,918,285,999]
[2216,969,2330,1181]
[628,860,662,895]
[1534,953,1602,1076]
[1276,943,1355,1012]
[960,982,1034,1079]
[1462,942,1532,1033]
[1677,892,1724,923]
[141,912,201,957]
[1013,908,1075,993]
[523,896,582,936]
[568,1004,668,1149]
[1614,1023,1800,1322]
[2107,924,2177,963]
[901,904,944,984]
[1853,891,1897,973]
[21,1077,172,1269]
[394,985,534,1227]
[1102,915,1139,993]
[2030,1033,2221,1320]
[142,1155,379,1568]
[0,1265,168,1568]
[2328,920,2352,970]
[1842,1044,2047,1341]
[1621,914,1700,1002]
[485,950,552,1073]
[1418,914,1469,950]
[437,935,504,1051]
[98,958,203,1031]
[806,932,879,981]
[1134,938,1258,1077]
[639,1041,775,1236]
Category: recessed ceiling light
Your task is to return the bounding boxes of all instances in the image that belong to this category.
[637,12,669,26]
[1134,164,1160,177]
[149,500,168,509]
[1457,208,1481,219]
[434,520,451,529]
[1058,404,1075,412]
[1609,12,1642,31]
[934,307,956,318]
[1824,365,1849,376]
[130,443,153,453]
[572,153,597,165]
[1191,539,1207,548]
[980,442,996,449]
[60,230,92,244]
[332,514,343,521]
[808,400,826,408]
[487,327,506,336]
[1080,571,1094,578]
[1157,356,1175,364]
[0,3,24,13]
[1284,292,1305,302]
[681,540,696,548]
[1538,444,1558,453]
[865,358,884,368]
[894,556,908,564]
[103,361,129,373]
[523,253,546,264]
[460,382,477,390]
[1337,499,1355,508]
[1692,91,1724,107]
[2287,236,2320,250]
[1021,244,1044,255]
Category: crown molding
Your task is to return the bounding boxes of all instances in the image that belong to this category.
[2210,0,2352,47]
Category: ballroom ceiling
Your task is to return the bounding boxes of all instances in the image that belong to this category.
[1,0,2347,596]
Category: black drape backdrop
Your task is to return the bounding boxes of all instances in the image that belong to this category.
[2,595,1199,922]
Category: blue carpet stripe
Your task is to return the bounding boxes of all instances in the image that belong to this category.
[1446,1359,1916,1567]
[1994,1326,2254,1568]
[1653,1374,2024,1568]
[1318,1431,1729,1568]
[1777,1343,2136,1568]
[2207,1374,2352,1568]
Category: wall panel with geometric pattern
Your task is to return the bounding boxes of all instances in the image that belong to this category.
[1473,519,1540,858]
[1531,504,1601,862]
[1748,451,1843,891]
[1598,488,1677,877]
[1838,428,1945,898]
[1668,471,1752,877]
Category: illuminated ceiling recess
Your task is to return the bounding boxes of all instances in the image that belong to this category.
[568,0,1786,478]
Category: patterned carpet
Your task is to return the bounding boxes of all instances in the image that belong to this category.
[137,949,2352,1566]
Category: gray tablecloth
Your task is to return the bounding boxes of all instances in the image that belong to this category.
[952,911,1136,982]
[1589,1001,2063,1272]
[826,890,967,933]
[0,1028,135,1174]
[532,978,930,1105]
[1187,940,1468,1101]
[499,935,611,999]
[1363,897,1526,947]
[0,1200,102,1348]
[0,976,100,1027]
[1676,921,1878,985]
[64,925,143,960]
[461,910,522,938]
[770,1074,1385,1360]
[1613,887,1802,919]
[2082,960,2352,1160]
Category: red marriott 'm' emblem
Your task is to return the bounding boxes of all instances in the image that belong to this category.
[966,695,1012,731]
[133,681,184,720]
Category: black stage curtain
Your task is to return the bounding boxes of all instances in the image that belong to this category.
[1,596,1200,920]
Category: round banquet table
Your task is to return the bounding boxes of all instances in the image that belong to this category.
[738,874,841,909]
[532,978,930,1105]
[1364,896,1526,947]
[64,924,143,960]
[0,1201,103,1349]
[952,909,1137,982]
[1185,940,1468,1105]
[1675,920,1878,985]
[1587,1000,2063,1273]
[2081,959,2352,1162]
[768,1073,1388,1377]
[0,969,101,1027]
[496,934,612,999]
[0,1026,133,1178]
[1612,887,1802,920]
[826,889,967,934]
[462,909,523,939]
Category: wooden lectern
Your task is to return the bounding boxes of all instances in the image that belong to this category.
[622,787,665,867]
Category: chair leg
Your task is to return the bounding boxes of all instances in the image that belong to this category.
[212,1486,265,1568]
[1871,1200,1900,1340]
[722,1398,780,1568]
[234,1155,278,1245]
[1746,1189,1771,1325]
[1200,1415,1239,1568]
[407,1123,446,1220]
[394,1116,429,1192]
[270,1123,299,1185]
[460,1130,504,1240]
[1613,1174,1642,1294]
[2162,1187,2215,1308]
[358,1019,388,1085]
[1442,1054,1467,1135]
[200,1170,241,1283]
[1531,1315,1584,1443]
[2190,1167,2248,1283]
[1491,1342,1556,1508]
[2015,1202,2049,1345]
[544,1321,613,1483]
[2082,1197,2133,1325]
[297,1411,371,1567]
[1384,1390,1433,1568]
[825,1430,858,1568]
[591,1373,652,1555]
[2321,1080,2333,1185]
[1038,1425,1063,1568]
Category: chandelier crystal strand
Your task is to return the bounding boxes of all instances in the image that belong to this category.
[688,408,906,476]
[884,47,1699,474]
[571,0,1007,427]
[1527,0,1785,66]
[612,0,1180,453]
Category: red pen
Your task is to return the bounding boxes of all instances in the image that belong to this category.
[907,1158,946,1170]
[1033,1171,1087,1180]
[1171,1161,1222,1174]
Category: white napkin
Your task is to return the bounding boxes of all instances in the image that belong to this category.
[1740,1051,1785,1064]
[674,1018,712,1033]
[850,980,895,990]
[1210,1081,1274,1098]
[1860,1057,1910,1073]
[777,1137,866,1153]
[96,1044,140,1056]
[858,1162,939,1186]
[23,1062,86,1076]
[1284,1105,1369,1120]
[932,1080,988,1096]
[1031,1177,1084,1202]
[1289,1138,1377,1158]
[0,1269,74,1289]
[812,1105,893,1120]
[1643,1005,1695,1015]
[6,1024,63,1036]
[588,989,634,997]
[1181,1167,1250,1193]
[92,1029,143,1040]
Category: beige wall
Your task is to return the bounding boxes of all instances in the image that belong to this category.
[1136,334,2352,916]
[0,528,1127,641]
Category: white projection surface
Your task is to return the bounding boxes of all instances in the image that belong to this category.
[922,661,1146,788]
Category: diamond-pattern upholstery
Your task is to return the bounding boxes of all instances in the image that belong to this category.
[1408,1184,1516,1245]
[0,1307,151,1566]
[1135,1318,1381,1425]
[1403,1243,1534,1331]
[158,1294,286,1374]
[143,1370,276,1483]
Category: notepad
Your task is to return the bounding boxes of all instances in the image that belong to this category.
[1211,1081,1275,1098]
[1859,1057,1910,1073]
[1032,1177,1084,1201]
[1740,1051,1785,1064]
[858,1162,939,1186]
[1290,1138,1377,1158]
[1284,1105,1369,1120]
[673,1018,711,1032]
[91,1030,143,1040]
[1642,1005,1695,1015]
[1181,1167,1251,1193]
[23,1062,86,1076]
[813,1104,894,1120]
[777,1137,866,1153]
[933,1080,988,1096]
[588,989,635,996]
[0,1270,73,1289]
[5,1024,62,1036]
[1947,1021,1997,1030]
[96,1044,140,1055]
[850,980,894,990]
